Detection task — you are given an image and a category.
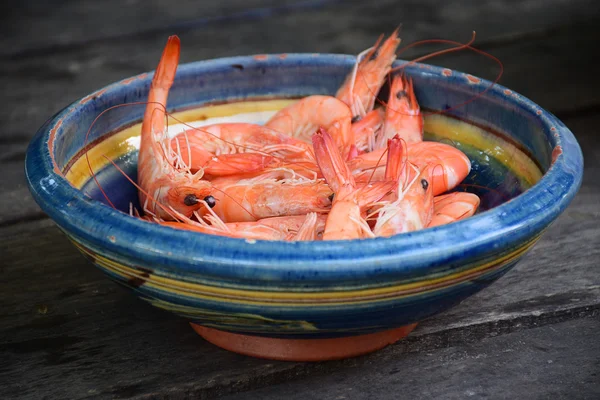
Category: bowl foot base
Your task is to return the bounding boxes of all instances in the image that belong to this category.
[190,323,418,361]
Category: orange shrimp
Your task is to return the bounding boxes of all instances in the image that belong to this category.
[352,108,385,153]
[372,163,434,237]
[169,123,315,176]
[312,127,395,240]
[406,142,471,194]
[349,141,471,196]
[137,35,214,220]
[222,212,326,241]
[428,192,480,227]
[377,73,423,148]
[363,135,408,226]
[265,95,355,160]
[292,212,326,241]
[210,173,333,223]
[382,134,409,195]
[336,28,401,119]
[159,212,326,241]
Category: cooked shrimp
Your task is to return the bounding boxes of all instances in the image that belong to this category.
[372,163,434,237]
[211,173,333,223]
[349,141,471,196]
[159,212,326,241]
[336,28,401,119]
[428,192,480,227]
[265,95,355,160]
[137,35,215,220]
[291,212,326,241]
[352,108,384,153]
[169,123,314,176]
[363,135,408,223]
[406,141,471,194]
[312,127,395,240]
[377,73,423,148]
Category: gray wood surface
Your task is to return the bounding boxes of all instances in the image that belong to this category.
[222,317,600,400]
[2,0,599,398]
[2,0,595,58]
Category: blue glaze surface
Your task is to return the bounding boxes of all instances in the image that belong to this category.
[25,53,583,337]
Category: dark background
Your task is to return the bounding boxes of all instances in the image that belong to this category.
[1,1,599,399]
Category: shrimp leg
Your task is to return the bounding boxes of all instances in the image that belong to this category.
[312,128,395,240]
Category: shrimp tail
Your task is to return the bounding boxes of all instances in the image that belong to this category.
[313,127,394,203]
[428,192,480,227]
[312,127,355,194]
[336,28,401,116]
[153,36,180,90]
[384,135,408,187]
[144,35,180,139]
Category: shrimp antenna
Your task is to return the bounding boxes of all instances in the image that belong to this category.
[84,104,133,209]
[359,31,504,120]
[402,33,504,117]
[83,100,179,210]
[356,32,476,113]
[101,155,185,222]
[393,31,478,70]
[430,163,447,196]
[364,147,389,185]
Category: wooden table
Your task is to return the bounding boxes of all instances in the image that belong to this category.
[2,1,599,398]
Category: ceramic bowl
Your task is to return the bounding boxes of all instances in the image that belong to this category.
[25,53,583,361]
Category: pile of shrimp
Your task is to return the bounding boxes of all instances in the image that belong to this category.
[126,31,483,241]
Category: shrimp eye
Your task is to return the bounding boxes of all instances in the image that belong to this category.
[420,179,429,191]
[351,115,362,123]
[328,193,335,203]
[203,195,216,208]
[396,90,407,99]
[184,194,199,206]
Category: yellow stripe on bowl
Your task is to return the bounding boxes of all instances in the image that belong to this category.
[69,234,539,307]
[424,114,543,187]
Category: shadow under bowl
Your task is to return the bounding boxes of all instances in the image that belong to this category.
[25,53,583,361]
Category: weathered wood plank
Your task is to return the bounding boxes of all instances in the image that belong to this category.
[3,19,599,226]
[2,0,596,59]
[220,317,600,400]
[0,0,313,57]
[1,112,598,399]
[0,160,47,228]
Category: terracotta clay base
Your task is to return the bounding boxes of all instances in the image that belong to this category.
[190,323,418,361]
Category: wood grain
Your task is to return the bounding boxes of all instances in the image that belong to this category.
[221,317,600,400]
[2,0,596,59]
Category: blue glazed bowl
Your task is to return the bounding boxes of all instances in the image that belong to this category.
[25,53,583,360]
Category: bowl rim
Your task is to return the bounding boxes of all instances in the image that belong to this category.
[25,53,584,282]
